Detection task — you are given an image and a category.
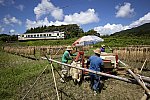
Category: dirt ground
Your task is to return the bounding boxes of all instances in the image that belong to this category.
[18,61,150,100]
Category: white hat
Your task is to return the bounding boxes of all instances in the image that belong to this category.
[93,48,101,55]
[101,44,105,47]
[66,46,73,50]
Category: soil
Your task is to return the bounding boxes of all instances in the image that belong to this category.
[18,61,150,100]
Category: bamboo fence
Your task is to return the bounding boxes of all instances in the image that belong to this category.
[113,46,150,62]
[2,45,91,59]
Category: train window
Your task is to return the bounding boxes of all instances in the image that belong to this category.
[57,33,59,36]
[28,35,30,37]
[22,35,24,37]
[31,35,33,37]
[37,34,39,37]
[34,35,36,37]
[44,34,46,36]
[49,34,51,36]
[40,34,42,37]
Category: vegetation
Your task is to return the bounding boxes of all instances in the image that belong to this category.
[0,23,150,100]
[0,50,48,99]
[0,47,149,100]
[0,34,18,42]
[111,23,150,38]
[94,37,150,47]
[26,24,84,39]
[25,24,100,39]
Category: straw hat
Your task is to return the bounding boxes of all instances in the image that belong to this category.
[93,48,101,55]
[101,44,105,47]
[66,46,73,50]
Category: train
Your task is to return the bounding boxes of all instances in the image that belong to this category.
[18,31,65,41]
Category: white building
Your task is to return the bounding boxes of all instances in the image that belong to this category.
[18,31,65,41]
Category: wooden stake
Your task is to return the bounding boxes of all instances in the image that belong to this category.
[41,57,150,88]
[128,69,150,96]
[141,94,147,100]
[140,59,147,73]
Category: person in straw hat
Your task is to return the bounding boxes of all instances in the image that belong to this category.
[87,48,104,95]
[60,46,76,83]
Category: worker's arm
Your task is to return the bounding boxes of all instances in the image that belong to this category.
[70,52,77,56]
[65,52,72,60]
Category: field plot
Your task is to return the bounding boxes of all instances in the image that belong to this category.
[0,48,150,100]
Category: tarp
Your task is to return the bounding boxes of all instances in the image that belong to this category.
[72,35,104,46]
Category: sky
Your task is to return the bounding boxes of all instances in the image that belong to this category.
[0,0,150,35]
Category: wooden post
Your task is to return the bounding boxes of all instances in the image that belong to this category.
[50,63,60,100]
[140,59,147,73]
[141,94,148,100]
[138,75,150,83]
[41,57,150,88]
[128,69,150,96]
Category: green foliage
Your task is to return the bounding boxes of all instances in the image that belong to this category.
[94,37,150,47]
[0,34,18,42]
[0,51,48,99]
[111,23,150,38]
[25,24,84,39]
[84,29,99,36]
[15,38,78,46]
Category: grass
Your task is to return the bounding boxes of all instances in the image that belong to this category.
[0,37,150,99]
[0,47,150,100]
[1,36,150,47]
[0,51,49,100]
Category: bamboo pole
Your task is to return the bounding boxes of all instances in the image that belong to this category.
[50,63,60,100]
[22,65,49,100]
[141,94,148,100]
[119,59,150,83]
[140,59,147,73]
[128,69,150,96]
[41,57,150,88]
[138,75,150,84]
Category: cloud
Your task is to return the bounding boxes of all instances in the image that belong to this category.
[0,26,5,33]
[0,0,4,6]
[3,15,22,26]
[9,29,19,35]
[26,8,99,29]
[16,4,24,11]
[9,29,15,33]
[94,12,150,35]
[26,17,67,29]
[64,9,99,25]
[94,23,129,35]
[129,12,150,27]
[0,0,15,6]
[34,0,64,20]
[115,2,135,18]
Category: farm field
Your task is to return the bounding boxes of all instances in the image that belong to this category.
[1,0,150,99]
[0,44,150,100]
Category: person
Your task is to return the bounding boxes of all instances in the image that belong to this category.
[100,44,105,52]
[87,48,103,95]
[60,46,76,83]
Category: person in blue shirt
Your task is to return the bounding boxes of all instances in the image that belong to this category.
[100,44,105,52]
[87,48,103,95]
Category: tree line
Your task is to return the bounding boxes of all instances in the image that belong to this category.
[0,24,100,42]
[25,24,99,39]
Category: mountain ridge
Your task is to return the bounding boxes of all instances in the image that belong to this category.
[111,23,150,37]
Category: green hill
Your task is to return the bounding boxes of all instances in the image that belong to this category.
[111,23,150,37]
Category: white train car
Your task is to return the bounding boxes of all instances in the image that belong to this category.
[18,31,65,41]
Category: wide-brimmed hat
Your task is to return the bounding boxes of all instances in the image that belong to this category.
[93,48,101,55]
[101,44,105,47]
[66,46,73,50]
